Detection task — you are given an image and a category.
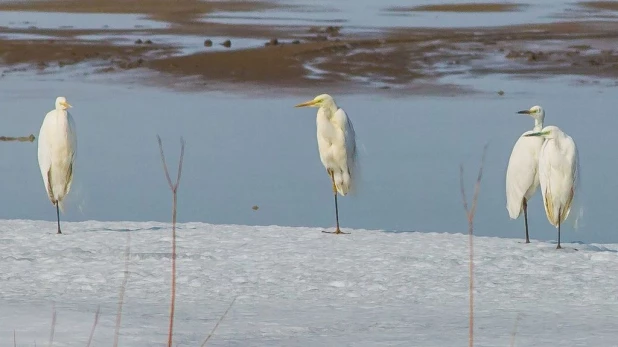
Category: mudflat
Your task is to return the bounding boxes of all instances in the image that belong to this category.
[0,0,617,94]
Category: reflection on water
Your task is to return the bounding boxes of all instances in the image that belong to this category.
[0,72,615,244]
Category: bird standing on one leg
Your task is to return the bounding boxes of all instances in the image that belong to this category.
[37,97,77,234]
[524,125,578,249]
[506,105,546,243]
[295,94,357,235]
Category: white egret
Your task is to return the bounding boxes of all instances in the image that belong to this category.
[37,96,77,234]
[505,105,545,243]
[295,94,357,234]
[524,125,578,249]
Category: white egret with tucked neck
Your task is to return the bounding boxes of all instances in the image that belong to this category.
[37,96,77,234]
[506,105,545,243]
[295,94,357,234]
[524,125,579,249]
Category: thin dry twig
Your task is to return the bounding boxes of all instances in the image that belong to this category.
[86,305,101,347]
[48,304,56,347]
[509,313,522,347]
[113,233,131,347]
[200,296,238,347]
[0,134,35,142]
[13,330,16,347]
[459,143,488,347]
[157,135,186,347]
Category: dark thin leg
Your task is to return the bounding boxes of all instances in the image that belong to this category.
[556,209,561,249]
[331,170,341,234]
[56,203,62,234]
[523,198,530,244]
[322,170,349,235]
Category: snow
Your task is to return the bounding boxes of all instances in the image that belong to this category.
[1,220,617,346]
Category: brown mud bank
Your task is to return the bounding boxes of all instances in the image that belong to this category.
[0,0,618,94]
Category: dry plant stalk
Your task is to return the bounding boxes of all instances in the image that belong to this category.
[509,313,522,347]
[156,135,186,347]
[113,233,131,347]
[0,134,35,142]
[48,304,56,347]
[459,144,488,347]
[200,296,238,347]
[86,305,101,347]
[13,330,16,347]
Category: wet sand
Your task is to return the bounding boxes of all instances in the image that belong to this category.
[0,0,617,94]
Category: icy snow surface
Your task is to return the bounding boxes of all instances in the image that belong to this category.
[1,220,618,346]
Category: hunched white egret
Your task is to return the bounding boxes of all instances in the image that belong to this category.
[524,125,578,249]
[37,96,77,234]
[506,105,545,243]
[295,94,357,234]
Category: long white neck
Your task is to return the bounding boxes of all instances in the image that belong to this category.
[320,102,338,119]
[533,117,543,132]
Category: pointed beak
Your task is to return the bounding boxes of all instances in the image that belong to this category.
[517,110,531,114]
[61,101,72,108]
[295,99,319,108]
[524,130,549,137]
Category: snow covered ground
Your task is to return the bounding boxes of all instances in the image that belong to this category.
[1,220,617,346]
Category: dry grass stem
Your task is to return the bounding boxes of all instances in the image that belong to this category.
[201,296,238,347]
[48,304,56,347]
[459,143,488,347]
[113,233,131,347]
[509,313,522,347]
[13,330,16,347]
[86,305,101,347]
[156,135,186,347]
[0,134,35,142]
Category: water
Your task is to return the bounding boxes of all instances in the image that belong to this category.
[0,1,617,244]
[0,69,616,244]
[0,11,166,30]
[202,0,604,32]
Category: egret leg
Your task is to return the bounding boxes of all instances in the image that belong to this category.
[523,198,530,244]
[56,202,62,234]
[319,170,350,235]
[556,209,562,249]
[331,170,342,234]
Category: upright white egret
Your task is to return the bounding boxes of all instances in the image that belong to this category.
[295,94,357,234]
[524,125,578,249]
[37,96,77,234]
[505,105,545,243]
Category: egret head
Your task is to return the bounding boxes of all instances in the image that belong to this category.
[294,94,335,108]
[55,97,72,110]
[524,125,561,139]
[517,105,544,121]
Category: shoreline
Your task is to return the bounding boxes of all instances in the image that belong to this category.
[0,0,617,94]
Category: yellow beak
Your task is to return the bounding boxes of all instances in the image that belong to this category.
[61,101,72,108]
[294,99,319,108]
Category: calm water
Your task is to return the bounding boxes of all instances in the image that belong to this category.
[0,71,616,243]
[0,1,616,243]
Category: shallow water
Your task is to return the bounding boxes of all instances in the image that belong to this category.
[203,0,600,31]
[0,11,166,30]
[0,69,616,244]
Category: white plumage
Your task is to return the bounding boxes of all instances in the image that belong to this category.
[505,105,545,243]
[37,96,77,234]
[524,125,578,249]
[295,93,357,234]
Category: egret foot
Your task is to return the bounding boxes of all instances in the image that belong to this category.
[322,229,350,235]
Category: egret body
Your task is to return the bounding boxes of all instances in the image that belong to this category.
[505,105,545,243]
[37,96,77,234]
[295,94,357,234]
[524,125,578,249]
